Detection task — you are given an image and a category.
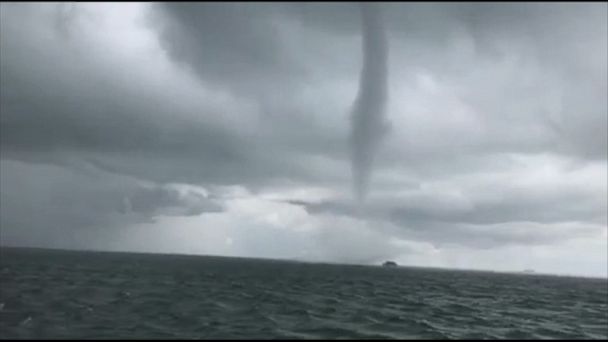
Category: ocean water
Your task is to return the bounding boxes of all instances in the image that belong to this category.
[1,247,606,340]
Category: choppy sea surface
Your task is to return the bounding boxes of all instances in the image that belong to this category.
[1,247,606,339]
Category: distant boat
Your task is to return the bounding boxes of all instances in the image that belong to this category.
[523,269,535,274]
[382,261,398,267]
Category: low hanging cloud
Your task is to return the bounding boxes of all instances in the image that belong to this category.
[0,2,606,276]
[123,184,224,219]
[0,159,223,249]
[285,154,607,249]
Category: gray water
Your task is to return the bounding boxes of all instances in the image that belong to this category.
[1,247,606,339]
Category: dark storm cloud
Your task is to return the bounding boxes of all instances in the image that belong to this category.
[3,2,604,174]
[0,4,240,176]
[0,3,343,189]
[148,1,606,167]
[292,2,607,162]
[149,2,308,96]
[0,2,605,256]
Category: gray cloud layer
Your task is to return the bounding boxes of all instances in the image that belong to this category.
[0,3,606,273]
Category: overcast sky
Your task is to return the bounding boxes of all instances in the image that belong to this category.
[1,2,606,277]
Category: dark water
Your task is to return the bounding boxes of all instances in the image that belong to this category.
[1,248,607,339]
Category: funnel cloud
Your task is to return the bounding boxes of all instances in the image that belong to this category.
[350,3,389,203]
